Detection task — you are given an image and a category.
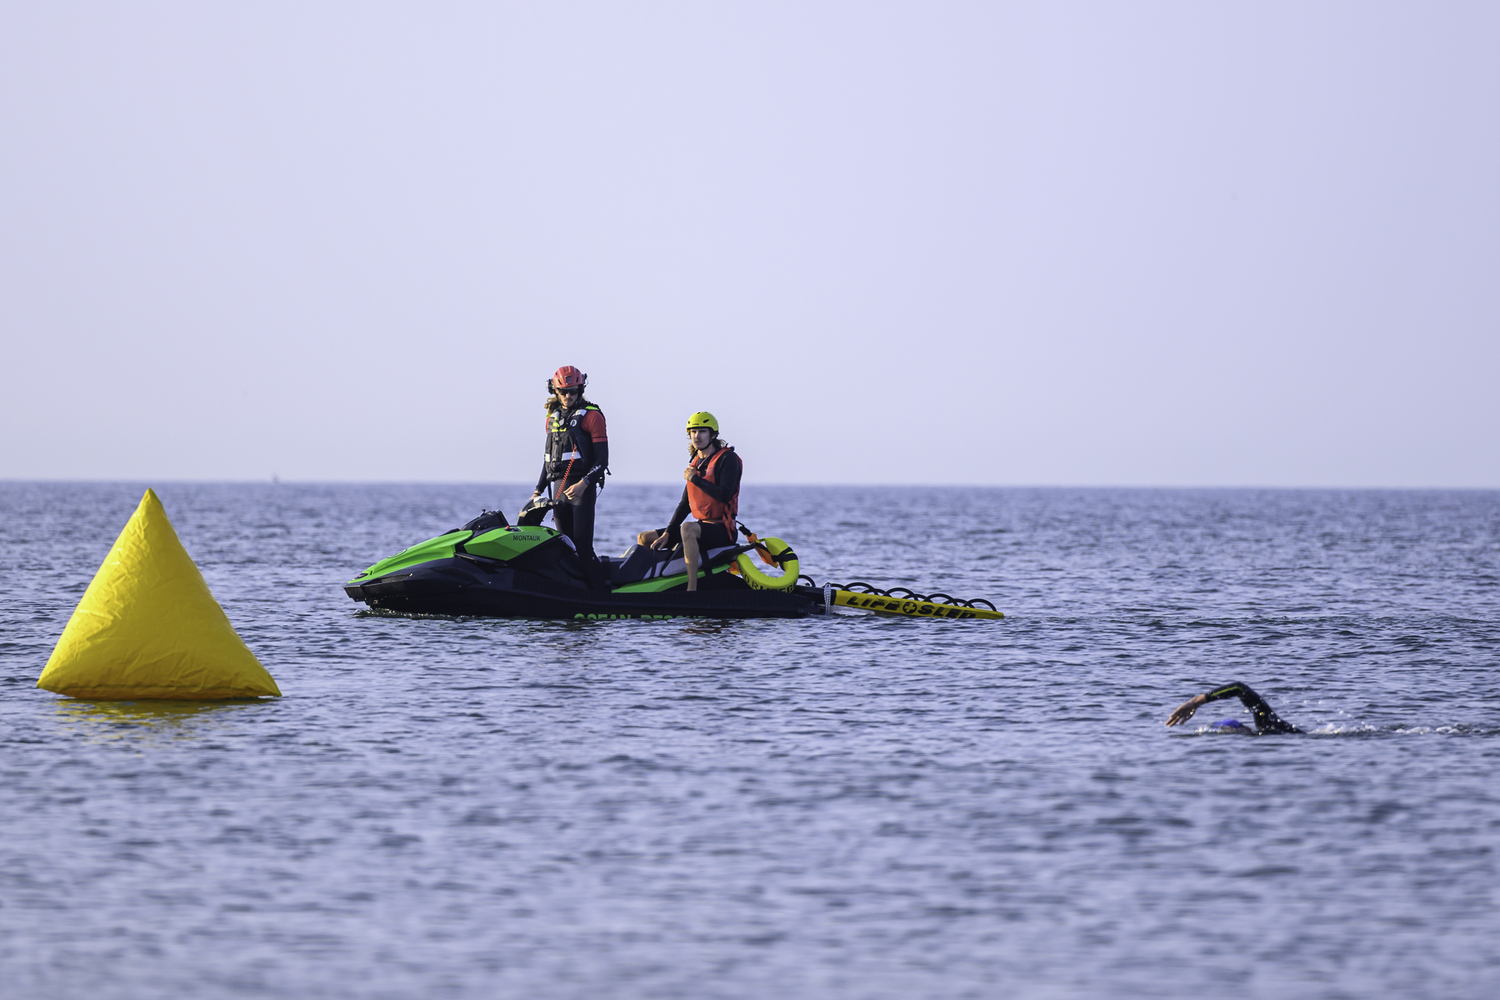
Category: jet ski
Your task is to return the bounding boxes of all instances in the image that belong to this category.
[343,508,1005,621]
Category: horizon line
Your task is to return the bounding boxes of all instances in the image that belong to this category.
[3,478,1498,492]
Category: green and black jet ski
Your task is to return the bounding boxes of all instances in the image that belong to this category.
[343,509,1006,621]
[343,509,821,620]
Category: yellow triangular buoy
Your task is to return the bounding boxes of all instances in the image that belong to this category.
[37,489,281,700]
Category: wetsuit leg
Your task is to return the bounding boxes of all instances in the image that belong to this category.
[555,487,606,589]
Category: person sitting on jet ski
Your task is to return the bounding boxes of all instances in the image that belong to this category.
[636,411,741,593]
[523,365,609,588]
[1165,681,1302,734]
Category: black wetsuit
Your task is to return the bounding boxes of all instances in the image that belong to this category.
[524,401,609,588]
[1202,681,1302,734]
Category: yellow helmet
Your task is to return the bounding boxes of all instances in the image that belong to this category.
[685,411,720,433]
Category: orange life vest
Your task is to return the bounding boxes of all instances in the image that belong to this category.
[686,447,739,536]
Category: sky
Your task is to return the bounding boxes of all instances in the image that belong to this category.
[2,2,1497,487]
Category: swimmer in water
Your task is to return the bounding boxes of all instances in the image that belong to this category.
[1165,681,1302,734]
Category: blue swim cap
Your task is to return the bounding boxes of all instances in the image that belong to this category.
[1212,719,1248,731]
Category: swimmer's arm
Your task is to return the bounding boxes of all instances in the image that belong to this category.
[1166,682,1254,727]
[1164,681,1301,733]
[1206,681,1302,733]
[1165,693,1209,727]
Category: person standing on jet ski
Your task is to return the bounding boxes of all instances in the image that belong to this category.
[637,411,741,593]
[1165,681,1302,734]
[524,365,609,588]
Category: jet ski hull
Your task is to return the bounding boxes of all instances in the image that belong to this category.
[344,557,820,620]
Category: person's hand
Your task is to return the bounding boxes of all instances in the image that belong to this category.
[682,466,697,483]
[650,531,671,550]
[562,481,584,501]
[1165,694,1207,727]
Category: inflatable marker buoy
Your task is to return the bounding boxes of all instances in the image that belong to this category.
[36,489,280,700]
[735,536,798,591]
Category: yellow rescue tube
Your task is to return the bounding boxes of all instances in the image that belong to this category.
[735,537,799,591]
[36,489,281,700]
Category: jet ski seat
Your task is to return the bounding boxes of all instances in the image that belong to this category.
[607,543,741,586]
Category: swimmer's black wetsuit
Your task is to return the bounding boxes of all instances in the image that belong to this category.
[1203,681,1302,734]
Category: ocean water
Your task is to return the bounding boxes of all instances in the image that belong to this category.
[1,482,1497,1000]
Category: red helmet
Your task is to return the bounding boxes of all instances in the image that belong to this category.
[549,365,587,391]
